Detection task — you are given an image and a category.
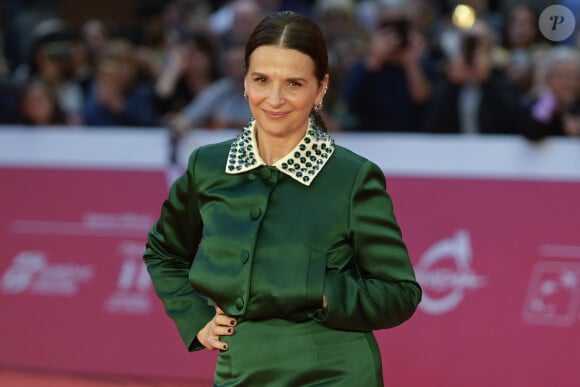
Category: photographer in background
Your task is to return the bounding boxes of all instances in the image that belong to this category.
[518,45,580,140]
[82,39,159,127]
[341,0,435,132]
[424,18,519,134]
[12,19,85,125]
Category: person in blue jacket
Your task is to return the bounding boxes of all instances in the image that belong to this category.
[341,1,435,132]
[83,39,159,127]
[143,10,421,387]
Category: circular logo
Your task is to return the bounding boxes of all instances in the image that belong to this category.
[538,5,576,42]
[416,230,486,315]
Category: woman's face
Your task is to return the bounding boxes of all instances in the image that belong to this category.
[21,83,55,125]
[244,45,327,140]
[507,5,537,48]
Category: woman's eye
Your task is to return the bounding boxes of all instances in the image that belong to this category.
[288,81,303,88]
[253,77,267,84]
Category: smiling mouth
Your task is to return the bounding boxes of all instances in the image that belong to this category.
[263,110,289,118]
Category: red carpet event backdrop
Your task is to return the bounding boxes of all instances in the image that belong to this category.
[0,128,579,387]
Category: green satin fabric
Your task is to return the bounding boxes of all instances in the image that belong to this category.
[143,139,421,386]
[216,318,383,386]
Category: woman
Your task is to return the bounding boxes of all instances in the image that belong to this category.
[17,79,67,126]
[143,11,421,386]
[519,45,580,140]
[501,3,548,95]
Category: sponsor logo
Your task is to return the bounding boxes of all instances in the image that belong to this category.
[104,241,153,314]
[0,251,94,296]
[11,212,154,238]
[416,230,486,315]
[522,245,580,326]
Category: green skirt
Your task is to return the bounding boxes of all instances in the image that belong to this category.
[215,318,384,386]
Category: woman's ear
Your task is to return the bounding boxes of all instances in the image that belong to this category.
[318,74,330,100]
[321,74,330,93]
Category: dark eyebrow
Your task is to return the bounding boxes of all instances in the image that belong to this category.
[287,77,308,84]
[249,71,267,77]
[249,71,308,84]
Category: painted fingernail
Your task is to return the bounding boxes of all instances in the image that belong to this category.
[230,320,236,325]
[222,344,228,350]
[227,328,232,333]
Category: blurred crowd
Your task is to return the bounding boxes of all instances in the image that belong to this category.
[0,0,579,141]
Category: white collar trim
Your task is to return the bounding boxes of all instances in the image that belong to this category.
[225,118,335,186]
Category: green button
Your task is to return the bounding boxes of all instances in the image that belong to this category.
[250,207,261,219]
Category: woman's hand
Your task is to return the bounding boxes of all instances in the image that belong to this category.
[197,307,237,351]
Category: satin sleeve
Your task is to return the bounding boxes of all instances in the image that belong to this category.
[320,160,422,331]
[143,148,215,351]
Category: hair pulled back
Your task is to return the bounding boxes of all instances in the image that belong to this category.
[244,11,329,132]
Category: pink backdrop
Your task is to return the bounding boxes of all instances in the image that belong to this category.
[1,166,579,387]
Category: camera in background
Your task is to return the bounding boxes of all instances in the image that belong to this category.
[377,18,410,49]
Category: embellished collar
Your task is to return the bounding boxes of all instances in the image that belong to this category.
[225,118,335,186]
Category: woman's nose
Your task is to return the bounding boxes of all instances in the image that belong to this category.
[267,85,284,106]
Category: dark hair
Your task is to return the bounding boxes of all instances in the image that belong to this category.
[18,78,66,125]
[244,11,329,132]
[181,29,221,80]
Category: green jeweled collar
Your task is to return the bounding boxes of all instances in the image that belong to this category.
[225,118,335,186]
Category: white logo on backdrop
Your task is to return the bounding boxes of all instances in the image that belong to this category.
[11,212,153,238]
[0,251,94,296]
[416,230,486,315]
[104,241,153,314]
[522,245,580,326]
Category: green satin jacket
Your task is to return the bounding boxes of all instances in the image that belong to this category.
[143,121,422,351]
